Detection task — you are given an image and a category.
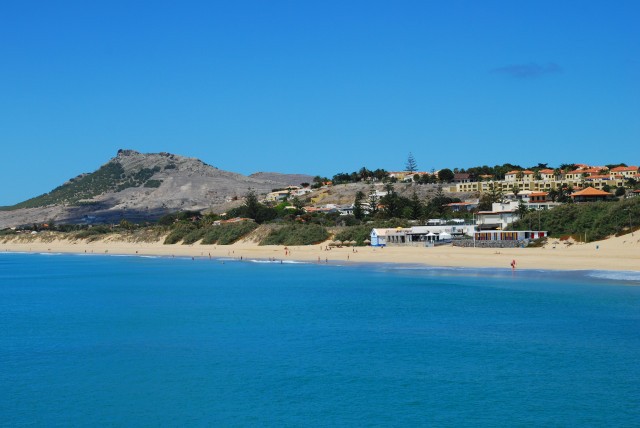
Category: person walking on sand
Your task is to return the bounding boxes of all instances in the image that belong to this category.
[511,259,517,270]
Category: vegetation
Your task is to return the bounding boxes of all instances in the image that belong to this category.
[510,198,640,242]
[334,225,373,245]
[261,224,328,246]
[405,153,418,173]
[144,179,163,188]
[1,161,164,211]
[201,222,258,245]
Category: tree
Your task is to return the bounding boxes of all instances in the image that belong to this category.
[291,196,304,215]
[405,152,418,173]
[516,199,529,219]
[438,168,454,182]
[368,188,379,216]
[512,184,521,199]
[409,190,423,220]
[615,186,626,197]
[244,188,261,220]
[381,183,404,218]
[353,191,365,220]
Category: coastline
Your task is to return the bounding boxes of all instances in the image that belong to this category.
[1,232,639,273]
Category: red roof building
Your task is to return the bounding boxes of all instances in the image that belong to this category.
[570,187,612,202]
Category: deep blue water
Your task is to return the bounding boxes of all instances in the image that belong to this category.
[1,253,639,426]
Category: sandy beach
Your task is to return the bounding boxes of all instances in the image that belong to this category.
[1,232,639,272]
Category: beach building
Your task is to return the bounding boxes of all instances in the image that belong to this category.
[474,230,547,241]
[370,228,408,246]
[370,224,475,247]
[476,202,519,230]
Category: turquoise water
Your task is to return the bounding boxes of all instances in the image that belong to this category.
[1,253,639,426]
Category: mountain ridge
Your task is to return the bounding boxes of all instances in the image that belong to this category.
[0,150,313,228]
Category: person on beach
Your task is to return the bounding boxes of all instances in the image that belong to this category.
[511,259,517,270]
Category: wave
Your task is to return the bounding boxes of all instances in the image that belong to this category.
[587,271,640,282]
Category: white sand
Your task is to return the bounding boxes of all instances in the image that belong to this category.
[1,232,639,272]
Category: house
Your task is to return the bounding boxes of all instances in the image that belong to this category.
[337,204,355,216]
[265,189,291,202]
[454,173,471,183]
[610,166,639,178]
[538,169,557,180]
[526,192,548,203]
[476,202,519,230]
[445,201,478,212]
[570,186,613,202]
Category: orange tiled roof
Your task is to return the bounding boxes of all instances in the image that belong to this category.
[611,166,639,172]
[529,192,549,196]
[539,169,555,174]
[570,187,612,197]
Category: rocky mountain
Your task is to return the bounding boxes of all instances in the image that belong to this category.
[0,150,310,228]
[249,172,315,187]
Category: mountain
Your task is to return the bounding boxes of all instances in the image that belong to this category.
[249,172,315,187]
[0,150,310,228]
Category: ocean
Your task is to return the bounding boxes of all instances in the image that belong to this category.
[1,253,639,426]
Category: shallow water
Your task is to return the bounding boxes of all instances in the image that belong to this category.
[1,253,639,426]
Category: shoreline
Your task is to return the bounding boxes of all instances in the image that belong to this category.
[1,232,639,273]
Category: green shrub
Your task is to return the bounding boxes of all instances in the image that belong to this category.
[334,225,372,245]
[511,198,640,242]
[144,180,163,188]
[181,228,206,244]
[201,222,258,245]
[164,223,197,244]
[261,224,328,246]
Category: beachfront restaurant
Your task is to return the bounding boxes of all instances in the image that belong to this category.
[474,230,548,241]
[370,227,457,246]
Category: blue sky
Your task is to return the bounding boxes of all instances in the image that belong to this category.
[1,1,638,205]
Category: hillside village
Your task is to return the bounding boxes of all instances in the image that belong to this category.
[2,153,639,249]
[260,162,640,247]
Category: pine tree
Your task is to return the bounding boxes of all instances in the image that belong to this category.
[405,152,418,173]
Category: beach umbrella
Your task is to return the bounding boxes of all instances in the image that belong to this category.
[349,240,357,246]
[364,239,371,244]
[335,240,343,246]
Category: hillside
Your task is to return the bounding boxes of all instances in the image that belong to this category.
[249,172,315,187]
[0,150,309,228]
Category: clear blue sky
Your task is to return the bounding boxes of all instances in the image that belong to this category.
[1,1,638,205]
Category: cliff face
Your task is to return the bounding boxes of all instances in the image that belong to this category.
[0,150,310,227]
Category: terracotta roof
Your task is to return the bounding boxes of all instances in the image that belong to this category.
[529,192,548,196]
[570,187,612,197]
[611,166,639,172]
[539,169,555,174]
[505,170,519,175]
